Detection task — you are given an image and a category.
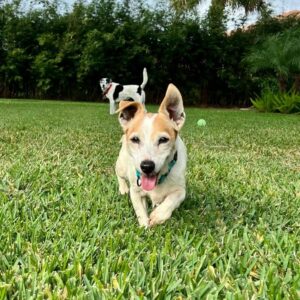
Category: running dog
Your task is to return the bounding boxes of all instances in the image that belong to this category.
[100,68,148,115]
[115,84,186,227]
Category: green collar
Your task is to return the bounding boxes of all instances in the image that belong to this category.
[136,152,178,187]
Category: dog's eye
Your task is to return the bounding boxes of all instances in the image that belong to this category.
[158,137,169,145]
[130,136,140,144]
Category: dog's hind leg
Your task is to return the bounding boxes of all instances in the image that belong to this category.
[141,91,146,105]
[141,92,147,112]
[109,99,116,114]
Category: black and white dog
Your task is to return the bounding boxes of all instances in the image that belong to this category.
[100,68,148,114]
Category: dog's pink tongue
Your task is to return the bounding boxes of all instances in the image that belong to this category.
[141,175,157,191]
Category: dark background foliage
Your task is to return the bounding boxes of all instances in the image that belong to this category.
[0,0,299,105]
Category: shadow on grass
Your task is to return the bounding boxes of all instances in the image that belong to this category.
[172,182,281,234]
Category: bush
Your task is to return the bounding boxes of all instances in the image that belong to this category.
[251,91,300,113]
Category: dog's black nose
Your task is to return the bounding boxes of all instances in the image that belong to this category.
[140,160,155,174]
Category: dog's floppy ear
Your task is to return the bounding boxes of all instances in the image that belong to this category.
[117,101,143,129]
[159,84,185,130]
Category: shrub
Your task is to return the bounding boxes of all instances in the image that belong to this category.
[244,27,300,94]
[251,91,300,113]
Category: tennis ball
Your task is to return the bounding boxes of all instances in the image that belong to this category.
[197,119,206,127]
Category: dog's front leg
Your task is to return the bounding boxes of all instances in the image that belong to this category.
[109,99,116,115]
[149,189,185,227]
[130,188,149,227]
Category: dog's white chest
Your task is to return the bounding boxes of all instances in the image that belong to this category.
[142,187,167,206]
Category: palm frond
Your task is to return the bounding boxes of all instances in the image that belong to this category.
[244,28,300,80]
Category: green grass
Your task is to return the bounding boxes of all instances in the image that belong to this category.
[0,99,299,299]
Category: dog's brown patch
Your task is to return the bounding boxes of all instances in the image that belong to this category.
[125,112,176,142]
[152,113,177,141]
[125,112,146,137]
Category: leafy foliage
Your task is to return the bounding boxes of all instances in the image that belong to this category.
[251,90,300,113]
[170,0,268,13]
[0,0,299,105]
[244,27,300,93]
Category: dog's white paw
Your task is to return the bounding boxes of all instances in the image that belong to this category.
[119,182,129,195]
[138,217,149,228]
[149,207,172,227]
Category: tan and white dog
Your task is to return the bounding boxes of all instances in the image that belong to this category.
[115,84,186,227]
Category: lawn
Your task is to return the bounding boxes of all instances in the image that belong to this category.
[0,99,299,299]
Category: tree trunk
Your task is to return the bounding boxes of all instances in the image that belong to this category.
[293,74,300,93]
[278,77,287,93]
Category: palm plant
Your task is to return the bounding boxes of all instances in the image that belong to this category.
[244,28,300,93]
[170,0,268,13]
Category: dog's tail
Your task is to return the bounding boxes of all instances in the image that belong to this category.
[141,68,148,89]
